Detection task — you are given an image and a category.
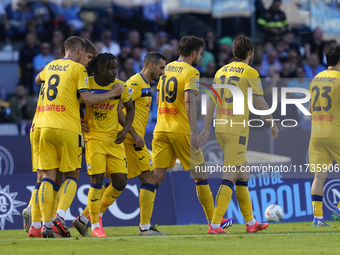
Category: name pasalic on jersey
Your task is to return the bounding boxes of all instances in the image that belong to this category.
[158,107,178,115]
[36,104,66,112]
[47,64,69,72]
[313,114,334,121]
[165,65,183,73]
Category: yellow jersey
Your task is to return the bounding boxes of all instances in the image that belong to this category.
[38,58,90,135]
[310,69,340,138]
[154,60,199,135]
[32,82,45,129]
[120,72,152,144]
[214,61,263,137]
[84,76,131,141]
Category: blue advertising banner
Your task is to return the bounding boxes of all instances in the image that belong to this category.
[1,171,339,230]
[0,173,176,230]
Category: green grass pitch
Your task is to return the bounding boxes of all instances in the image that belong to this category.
[1,222,340,255]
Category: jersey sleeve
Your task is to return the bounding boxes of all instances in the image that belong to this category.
[126,80,141,101]
[76,65,90,93]
[157,77,162,91]
[248,69,263,96]
[121,83,131,104]
[185,68,200,93]
[39,68,46,83]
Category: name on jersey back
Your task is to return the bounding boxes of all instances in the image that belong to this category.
[48,64,69,72]
[222,66,244,74]
[165,65,183,73]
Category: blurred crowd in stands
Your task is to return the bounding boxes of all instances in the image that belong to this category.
[0,0,335,132]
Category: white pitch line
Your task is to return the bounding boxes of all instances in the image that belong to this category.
[1,232,340,242]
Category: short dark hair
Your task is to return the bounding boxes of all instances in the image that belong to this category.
[232,36,254,60]
[326,46,340,66]
[179,35,204,57]
[144,52,166,65]
[84,38,97,56]
[86,53,118,76]
[64,36,85,53]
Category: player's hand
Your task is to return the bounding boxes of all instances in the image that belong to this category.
[81,119,89,133]
[197,129,210,147]
[270,123,279,141]
[112,83,124,97]
[115,129,127,144]
[191,131,199,150]
[132,133,144,148]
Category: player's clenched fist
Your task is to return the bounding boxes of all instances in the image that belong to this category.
[111,83,125,97]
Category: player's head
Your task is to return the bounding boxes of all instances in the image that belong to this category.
[60,41,65,58]
[326,46,340,67]
[144,52,166,81]
[64,36,85,63]
[232,36,254,64]
[79,38,97,67]
[86,53,118,83]
[179,35,204,66]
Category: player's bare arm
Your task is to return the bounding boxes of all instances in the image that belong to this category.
[79,103,89,133]
[198,95,217,147]
[80,83,124,105]
[35,72,43,85]
[117,101,144,148]
[253,96,279,140]
[115,99,135,144]
[185,91,199,149]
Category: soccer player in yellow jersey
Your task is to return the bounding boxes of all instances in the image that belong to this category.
[74,53,134,237]
[36,37,124,238]
[152,35,233,230]
[49,38,97,224]
[198,36,279,234]
[26,39,98,238]
[309,46,340,226]
[117,52,167,235]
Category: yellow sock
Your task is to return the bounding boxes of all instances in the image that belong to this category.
[140,183,157,225]
[38,178,54,223]
[82,183,107,217]
[195,180,214,222]
[88,184,102,224]
[312,195,323,217]
[211,180,234,225]
[31,183,41,223]
[235,181,254,222]
[51,185,60,219]
[100,183,123,214]
[57,177,77,217]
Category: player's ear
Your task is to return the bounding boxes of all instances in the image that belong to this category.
[149,62,155,69]
[192,50,197,58]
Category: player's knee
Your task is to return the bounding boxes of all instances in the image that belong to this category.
[139,171,156,184]
[113,180,127,190]
[237,177,249,182]
[111,174,127,190]
[90,174,104,185]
